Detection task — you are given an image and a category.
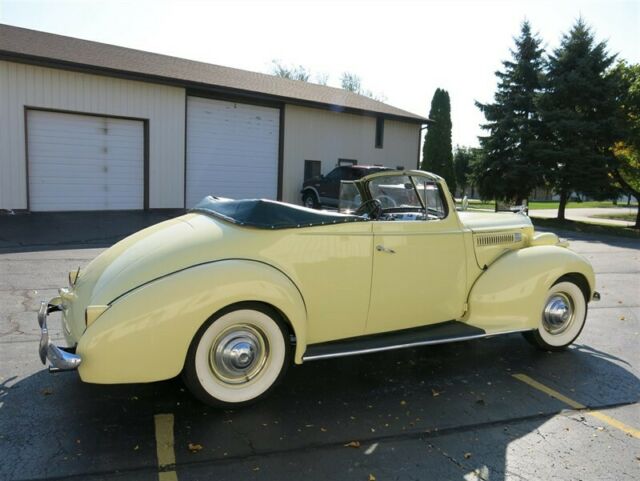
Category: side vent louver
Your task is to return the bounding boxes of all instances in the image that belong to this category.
[476,232,521,247]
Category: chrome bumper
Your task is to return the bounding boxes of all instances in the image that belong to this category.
[38,300,82,372]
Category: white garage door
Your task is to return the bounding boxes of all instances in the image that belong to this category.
[27,110,144,211]
[186,97,280,207]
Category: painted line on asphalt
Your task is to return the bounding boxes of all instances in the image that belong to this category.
[513,373,640,439]
[154,413,178,481]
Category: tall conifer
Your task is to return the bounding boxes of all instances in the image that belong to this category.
[538,19,620,220]
[422,89,456,194]
[475,21,546,203]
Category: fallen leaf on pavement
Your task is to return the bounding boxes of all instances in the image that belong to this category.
[344,441,361,448]
[368,474,376,481]
[41,387,53,395]
[464,452,472,459]
[188,443,203,453]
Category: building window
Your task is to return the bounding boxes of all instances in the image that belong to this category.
[304,160,322,180]
[375,117,384,148]
[338,158,358,166]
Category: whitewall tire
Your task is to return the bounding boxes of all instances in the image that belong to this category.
[523,280,588,351]
[183,304,291,407]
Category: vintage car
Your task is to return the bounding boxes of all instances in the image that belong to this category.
[38,170,600,407]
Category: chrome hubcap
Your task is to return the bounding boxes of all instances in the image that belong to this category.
[542,293,574,334]
[209,325,268,384]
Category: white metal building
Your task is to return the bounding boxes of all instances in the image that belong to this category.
[0,24,427,212]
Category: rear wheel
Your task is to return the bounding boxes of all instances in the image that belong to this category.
[183,304,291,407]
[302,191,320,209]
[523,280,587,351]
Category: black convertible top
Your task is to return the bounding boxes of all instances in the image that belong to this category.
[191,197,366,229]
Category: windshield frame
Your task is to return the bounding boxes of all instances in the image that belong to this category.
[350,170,450,220]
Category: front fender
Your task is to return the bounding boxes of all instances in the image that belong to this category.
[77,260,308,384]
[464,245,595,332]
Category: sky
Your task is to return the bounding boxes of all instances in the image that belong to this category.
[1,0,638,148]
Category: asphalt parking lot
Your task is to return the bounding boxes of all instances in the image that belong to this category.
[1,213,639,481]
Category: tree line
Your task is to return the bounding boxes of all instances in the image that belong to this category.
[421,19,640,228]
[270,60,386,101]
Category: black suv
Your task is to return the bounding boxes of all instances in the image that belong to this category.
[301,165,391,209]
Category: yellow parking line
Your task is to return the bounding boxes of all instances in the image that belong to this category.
[588,410,640,439]
[513,373,640,439]
[154,413,178,481]
[512,373,585,409]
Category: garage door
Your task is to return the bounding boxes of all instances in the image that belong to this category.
[186,97,279,207]
[27,110,144,211]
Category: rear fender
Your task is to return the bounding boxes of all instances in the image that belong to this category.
[464,245,595,332]
[77,260,307,384]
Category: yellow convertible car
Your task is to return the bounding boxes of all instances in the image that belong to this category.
[38,170,599,406]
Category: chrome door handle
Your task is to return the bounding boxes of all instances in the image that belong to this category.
[376,245,395,254]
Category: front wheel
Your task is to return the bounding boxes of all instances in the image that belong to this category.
[302,191,320,209]
[523,280,588,351]
[182,304,291,407]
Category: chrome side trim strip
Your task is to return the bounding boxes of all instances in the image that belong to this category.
[302,328,533,362]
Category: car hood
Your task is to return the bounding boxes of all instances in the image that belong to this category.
[457,210,533,232]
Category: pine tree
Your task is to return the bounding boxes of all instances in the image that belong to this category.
[422,89,456,195]
[475,20,546,204]
[538,19,621,220]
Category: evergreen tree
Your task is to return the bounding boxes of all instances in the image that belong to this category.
[538,19,621,220]
[422,88,456,194]
[475,20,546,204]
[453,146,479,197]
[611,61,640,228]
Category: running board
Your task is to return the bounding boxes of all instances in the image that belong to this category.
[304,321,502,361]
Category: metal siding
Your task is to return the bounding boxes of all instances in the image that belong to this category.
[0,60,185,210]
[281,105,421,204]
[185,97,279,207]
[27,110,144,211]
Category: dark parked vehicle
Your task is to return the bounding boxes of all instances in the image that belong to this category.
[301,165,391,208]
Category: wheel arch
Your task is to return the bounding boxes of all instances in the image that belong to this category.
[464,245,596,333]
[555,272,590,303]
[76,259,308,384]
[301,186,319,200]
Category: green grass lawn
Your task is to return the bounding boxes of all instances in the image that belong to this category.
[590,212,637,222]
[529,200,638,209]
[531,217,640,239]
[456,199,638,211]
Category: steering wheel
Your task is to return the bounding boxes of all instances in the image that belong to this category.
[376,195,397,209]
[355,199,383,219]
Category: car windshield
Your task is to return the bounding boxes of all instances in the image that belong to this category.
[368,175,423,210]
[339,173,447,220]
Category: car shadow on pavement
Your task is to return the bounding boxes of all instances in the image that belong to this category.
[1,334,638,480]
[0,210,184,254]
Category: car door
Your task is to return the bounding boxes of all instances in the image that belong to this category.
[365,177,468,335]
